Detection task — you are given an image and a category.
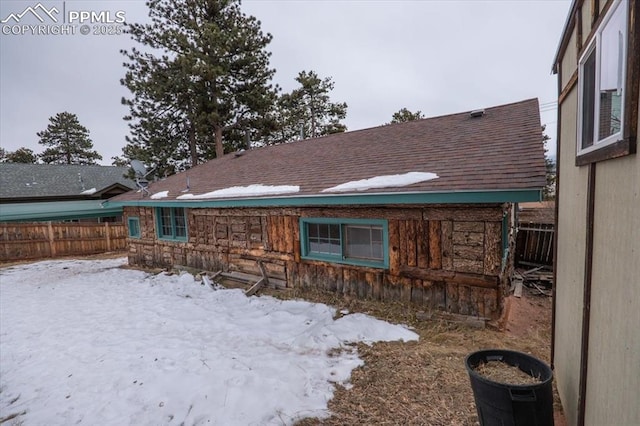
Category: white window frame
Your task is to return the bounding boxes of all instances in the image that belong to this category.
[577,0,628,157]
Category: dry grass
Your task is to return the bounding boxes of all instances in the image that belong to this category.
[267,286,555,426]
[474,361,542,385]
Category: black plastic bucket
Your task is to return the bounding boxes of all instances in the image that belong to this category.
[465,349,554,426]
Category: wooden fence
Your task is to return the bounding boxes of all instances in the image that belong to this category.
[0,222,127,262]
[515,223,554,268]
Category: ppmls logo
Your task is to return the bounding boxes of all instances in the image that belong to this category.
[1,3,59,24]
[1,2,126,36]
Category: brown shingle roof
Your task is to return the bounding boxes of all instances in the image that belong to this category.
[112,98,546,203]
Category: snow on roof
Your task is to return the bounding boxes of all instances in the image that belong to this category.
[150,190,169,199]
[80,187,97,195]
[176,184,300,200]
[322,172,439,193]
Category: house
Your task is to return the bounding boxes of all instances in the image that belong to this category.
[108,98,546,320]
[0,164,134,222]
[551,1,639,425]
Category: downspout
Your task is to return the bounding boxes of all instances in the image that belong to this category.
[577,163,596,426]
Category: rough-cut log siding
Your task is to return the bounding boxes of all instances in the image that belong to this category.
[124,204,510,319]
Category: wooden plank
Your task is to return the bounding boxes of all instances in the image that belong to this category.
[105,222,111,251]
[452,231,484,246]
[257,260,271,288]
[433,281,446,311]
[422,207,503,222]
[458,285,470,315]
[283,216,295,254]
[47,221,56,257]
[406,220,417,267]
[453,245,484,261]
[245,277,266,296]
[441,220,453,270]
[400,265,499,289]
[388,220,400,275]
[398,220,407,266]
[428,221,442,269]
[453,221,485,233]
[400,277,412,303]
[416,220,429,268]
[453,258,484,275]
[446,282,459,313]
[514,279,523,298]
[484,222,502,275]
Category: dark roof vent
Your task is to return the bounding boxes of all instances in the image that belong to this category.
[470,109,485,118]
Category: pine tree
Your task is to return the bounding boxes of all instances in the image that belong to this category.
[120,0,278,177]
[542,125,556,200]
[269,70,347,144]
[37,112,102,165]
[5,147,38,163]
[389,108,425,124]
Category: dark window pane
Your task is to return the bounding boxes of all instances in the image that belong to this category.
[307,223,341,255]
[174,209,186,237]
[345,225,383,261]
[161,208,172,236]
[308,223,319,238]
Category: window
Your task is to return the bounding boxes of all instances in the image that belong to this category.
[577,0,628,158]
[156,207,187,241]
[128,217,141,238]
[300,218,388,268]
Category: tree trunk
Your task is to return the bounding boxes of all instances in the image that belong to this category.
[189,124,198,166]
[215,126,224,158]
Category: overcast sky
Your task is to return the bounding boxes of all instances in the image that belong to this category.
[0,0,570,164]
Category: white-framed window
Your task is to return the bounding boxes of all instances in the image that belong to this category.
[577,0,627,156]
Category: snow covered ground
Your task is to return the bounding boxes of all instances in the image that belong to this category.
[0,258,417,425]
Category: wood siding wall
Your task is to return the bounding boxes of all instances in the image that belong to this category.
[125,204,510,319]
[0,222,127,262]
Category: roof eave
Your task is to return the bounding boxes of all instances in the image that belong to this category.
[552,0,580,74]
[106,188,544,209]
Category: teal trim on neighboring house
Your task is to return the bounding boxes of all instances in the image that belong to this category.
[106,189,543,210]
[299,217,389,269]
[128,217,141,238]
[155,207,188,241]
[0,200,123,222]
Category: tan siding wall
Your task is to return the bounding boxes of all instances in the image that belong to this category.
[581,2,591,48]
[561,28,578,87]
[554,88,588,426]
[584,111,640,425]
[555,2,639,423]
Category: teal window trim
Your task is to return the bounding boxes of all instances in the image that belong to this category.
[299,217,389,269]
[155,207,188,241]
[128,217,141,238]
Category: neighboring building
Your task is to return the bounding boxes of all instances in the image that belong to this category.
[108,98,546,320]
[552,1,639,425]
[0,164,134,222]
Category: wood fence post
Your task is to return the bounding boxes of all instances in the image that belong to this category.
[105,222,111,252]
[47,221,56,258]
